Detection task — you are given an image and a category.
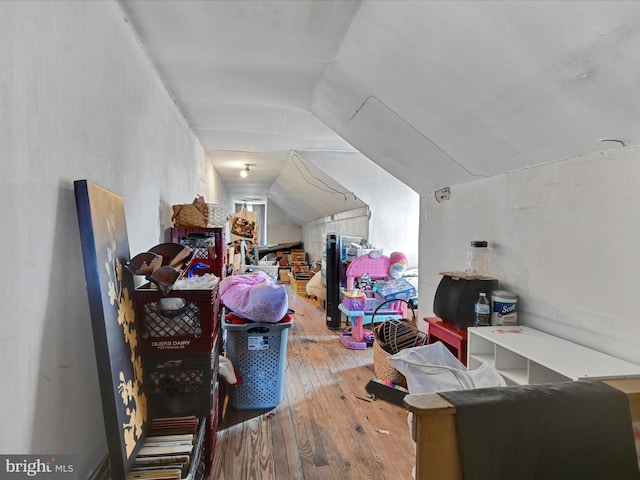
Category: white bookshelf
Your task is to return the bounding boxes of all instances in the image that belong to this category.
[467,326,640,386]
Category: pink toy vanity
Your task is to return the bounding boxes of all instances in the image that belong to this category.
[338,252,406,349]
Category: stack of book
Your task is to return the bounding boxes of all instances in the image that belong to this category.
[129,417,203,480]
[90,416,205,480]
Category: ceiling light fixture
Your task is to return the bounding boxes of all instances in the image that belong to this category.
[240,164,251,178]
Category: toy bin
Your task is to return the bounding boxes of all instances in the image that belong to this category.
[222,319,293,410]
[342,290,366,311]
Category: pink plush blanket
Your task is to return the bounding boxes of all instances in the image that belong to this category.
[219,271,289,323]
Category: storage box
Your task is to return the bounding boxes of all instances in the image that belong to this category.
[289,262,309,274]
[144,343,219,417]
[342,291,366,311]
[222,319,293,410]
[134,283,220,354]
[170,227,225,262]
[275,253,289,266]
[294,270,312,280]
[375,278,417,301]
[289,251,306,262]
[278,268,291,283]
[291,277,309,296]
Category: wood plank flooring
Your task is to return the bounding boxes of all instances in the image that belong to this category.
[210,284,416,479]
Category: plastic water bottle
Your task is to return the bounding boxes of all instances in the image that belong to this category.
[474,293,490,326]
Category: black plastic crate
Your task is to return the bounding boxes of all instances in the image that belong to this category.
[144,339,220,417]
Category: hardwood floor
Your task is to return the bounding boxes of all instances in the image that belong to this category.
[210,284,416,479]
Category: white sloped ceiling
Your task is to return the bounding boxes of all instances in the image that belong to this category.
[267,151,367,225]
[121,0,640,218]
[313,1,640,194]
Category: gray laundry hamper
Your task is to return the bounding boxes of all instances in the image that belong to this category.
[222,317,293,409]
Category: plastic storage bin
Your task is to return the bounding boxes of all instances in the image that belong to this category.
[223,318,293,409]
[290,277,309,296]
[342,290,366,311]
[170,227,226,269]
[144,341,219,417]
[134,283,220,354]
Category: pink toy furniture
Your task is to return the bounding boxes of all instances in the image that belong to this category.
[346,252,392,290]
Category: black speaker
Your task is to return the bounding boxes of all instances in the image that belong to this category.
[325,234,341,329]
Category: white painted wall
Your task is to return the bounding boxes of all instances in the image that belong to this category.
[302,207,371,266]
[0,1,226,476]
[419,148,640,365]
[5,2,640,477]
[266,199,302,245]
[303,151,420,267]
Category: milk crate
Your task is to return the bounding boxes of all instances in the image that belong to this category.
[222,319,293,410]
[134,283,220,354]
[170,227,226,265]
[144,343,219,418]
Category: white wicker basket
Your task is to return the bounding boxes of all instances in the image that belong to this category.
[207,204,227,227]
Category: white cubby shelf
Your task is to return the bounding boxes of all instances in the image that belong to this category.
[467,325,640,386]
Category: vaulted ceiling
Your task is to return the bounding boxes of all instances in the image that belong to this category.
[120,0,640,223]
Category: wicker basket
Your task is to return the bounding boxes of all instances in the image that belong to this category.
[372,299,426,388]
[373,340,408,387]
[207,205,227,227]
[172,203,208,228]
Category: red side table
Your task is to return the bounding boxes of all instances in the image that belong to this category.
[425,317,468,366]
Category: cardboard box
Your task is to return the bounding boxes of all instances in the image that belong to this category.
[275,252,289,266]
[376,278,417,301]
[290,263,309,273]
[279,268,291,283]
[289,251,306,262]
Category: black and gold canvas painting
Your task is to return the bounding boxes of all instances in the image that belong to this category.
[75,180,148,480]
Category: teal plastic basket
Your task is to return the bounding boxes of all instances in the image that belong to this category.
[222,320,293,410]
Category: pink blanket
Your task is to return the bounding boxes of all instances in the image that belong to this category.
[219,271,289,323]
